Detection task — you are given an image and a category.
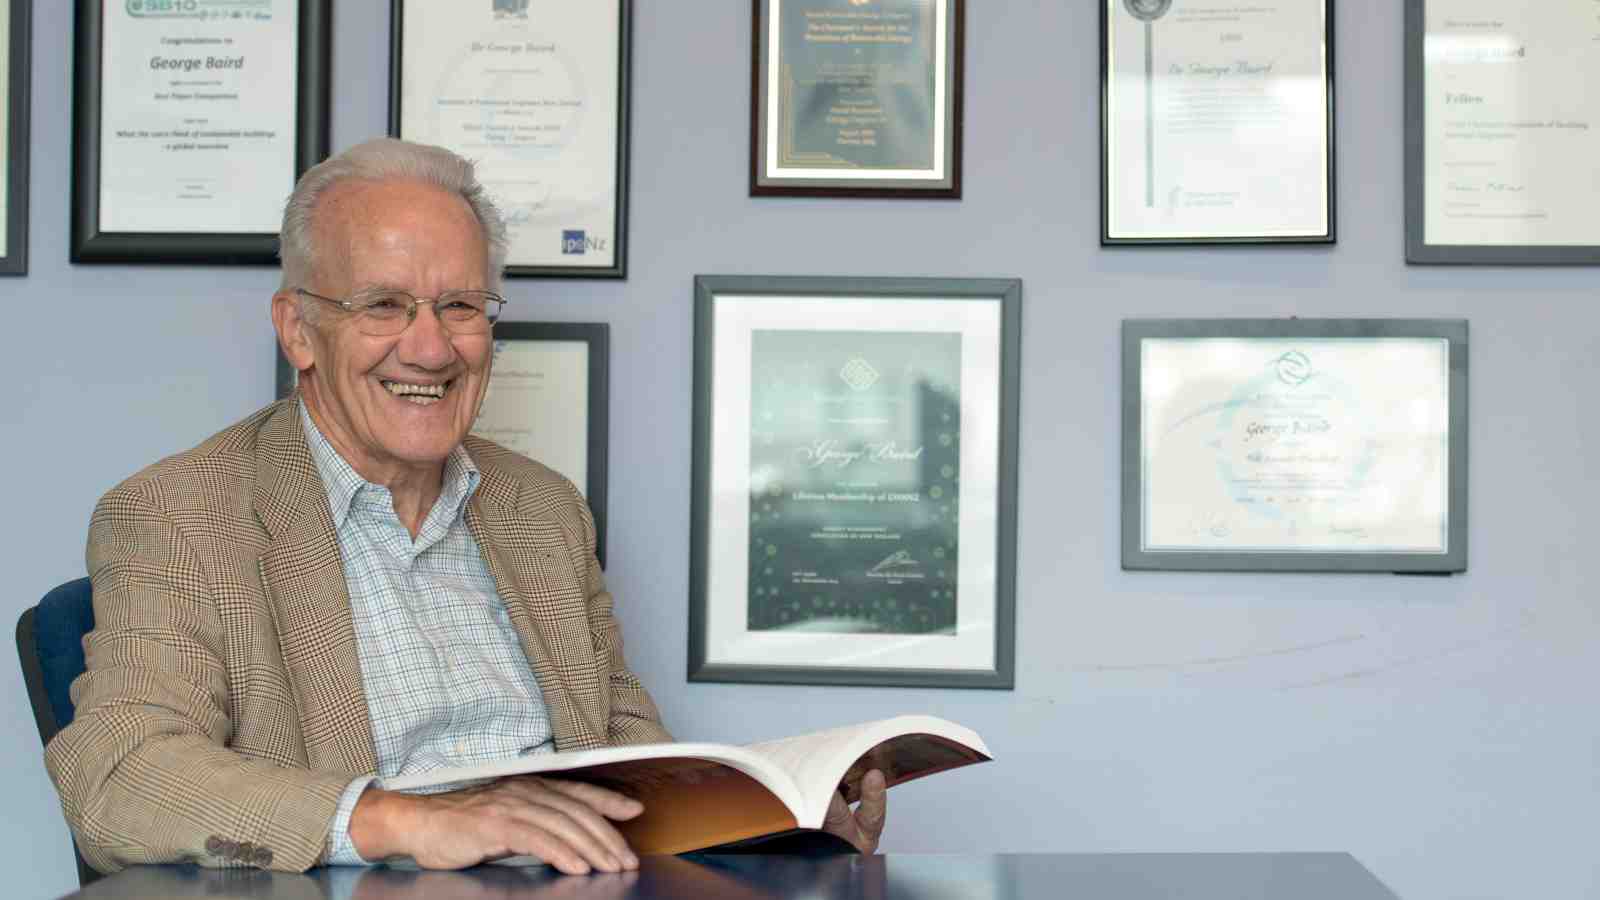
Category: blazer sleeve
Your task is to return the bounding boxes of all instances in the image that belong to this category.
[570,487,672,747]
[45,485,351,874]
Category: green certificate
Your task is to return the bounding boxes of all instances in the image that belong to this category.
[746,329,962,635]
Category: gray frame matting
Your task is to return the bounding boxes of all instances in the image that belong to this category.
[689,274,1019,689]
[1121,318,1468,574]
[1404,0,1600,264]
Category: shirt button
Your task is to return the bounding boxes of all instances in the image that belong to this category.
[205,836,226,854]
[253,847,274,868]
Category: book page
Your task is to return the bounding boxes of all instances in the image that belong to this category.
[746,715,991,825]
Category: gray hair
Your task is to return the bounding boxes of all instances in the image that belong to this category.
[278,138,508,302]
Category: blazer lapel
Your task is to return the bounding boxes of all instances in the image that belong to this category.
[253,402,379,776]
[466,464,607,752]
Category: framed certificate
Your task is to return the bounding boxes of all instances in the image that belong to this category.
[1101,0,1335,244]
[71,0,330,264]
[1406,1,1600,264]
[391,0,631,279]
[1,0,30,276]
[690,276,1019,688]
[276,322,612,565]
[750,0,965,198]
[1123,319,1468,573]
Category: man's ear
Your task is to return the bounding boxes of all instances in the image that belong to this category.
[271,291,317,373]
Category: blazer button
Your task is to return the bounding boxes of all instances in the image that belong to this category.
[205,836,226,854]
[235,841,254,861]
[253,847,274,868]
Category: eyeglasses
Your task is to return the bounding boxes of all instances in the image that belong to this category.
[295,287,506,336]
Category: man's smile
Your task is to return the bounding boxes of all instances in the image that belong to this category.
[380,378,454,405]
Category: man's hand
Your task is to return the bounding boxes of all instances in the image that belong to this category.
[349,776,644,874]
[820,769,888,854]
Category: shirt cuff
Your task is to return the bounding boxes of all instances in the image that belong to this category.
[323,775,377,866]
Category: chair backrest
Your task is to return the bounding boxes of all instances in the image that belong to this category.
[16,576,102,887]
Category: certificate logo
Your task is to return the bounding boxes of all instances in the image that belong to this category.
[1274,350,1314,386]
[493,0,531,17]
[839,358,880,392]
[126,0,272,18]
[561,230,607,255]
[1122,0,1173,22]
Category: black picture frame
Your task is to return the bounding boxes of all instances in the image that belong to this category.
[749,0,965,199]
[1403,1,1600,264]
[1099,0,1336,245]
[690,275,1020,689]
[1,0,29,276]
[389,0,632,279]
[70,0,330,265]
[276,321,611,567]
[1122,318,1468,574]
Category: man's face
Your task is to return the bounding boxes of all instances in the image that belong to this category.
[290,178,494,483]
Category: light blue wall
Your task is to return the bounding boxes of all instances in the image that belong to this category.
[6,2,1596,898]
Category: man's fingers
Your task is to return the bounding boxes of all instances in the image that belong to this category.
[856,769,888,840]
[822,790,854,831]
[539,777,646,821]
[495,778,638,869]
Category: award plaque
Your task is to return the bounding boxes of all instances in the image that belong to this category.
[1122,319,1468,573]
[1101,0,1335,244]
[1,0,30,276]
[1406,1,1600,264]
[276,322,612,565]
[750,0,965,198]
[690,276,1019,688]
[391,0,631,278]
[72,0,330,264]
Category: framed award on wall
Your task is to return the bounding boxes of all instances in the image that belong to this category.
[1122,319,1468,573]
[1101,0,1335,244]
[390,0,631,278]
[1,0,30,276]
[750,0,965,198]
[1406,1,1600,264]
[71,0,330,264]
[689,275,1019,688]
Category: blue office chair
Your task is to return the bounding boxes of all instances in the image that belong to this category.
[17,577,102,887]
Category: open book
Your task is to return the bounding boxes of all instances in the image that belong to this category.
[380,714,991,856]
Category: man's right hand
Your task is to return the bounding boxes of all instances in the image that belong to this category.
[348,776,644,874]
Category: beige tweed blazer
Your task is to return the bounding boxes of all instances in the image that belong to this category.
[45,399,670,874]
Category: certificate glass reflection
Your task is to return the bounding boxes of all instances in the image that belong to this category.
[1139,338,1451,554]
[746,330,962,635]
[753,0,962,195]
[396,0,625,274]
[1421,1,1600,249]
[472,338,590,496]
[97,0,300,234]
[1104,0,1332,242]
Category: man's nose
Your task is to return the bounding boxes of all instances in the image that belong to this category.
[395,301,457,368]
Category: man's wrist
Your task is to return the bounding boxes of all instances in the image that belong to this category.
[348,787,416,861]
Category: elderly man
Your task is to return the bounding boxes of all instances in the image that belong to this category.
[45,138,886,876]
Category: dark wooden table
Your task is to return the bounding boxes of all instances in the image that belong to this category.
[59,853,1401,900]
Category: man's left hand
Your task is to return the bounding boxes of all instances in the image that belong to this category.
[820,769,887,854]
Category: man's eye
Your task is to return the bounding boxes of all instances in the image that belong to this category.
[363,296,408,314]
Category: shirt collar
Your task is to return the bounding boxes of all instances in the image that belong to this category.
[299,400,480,531]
